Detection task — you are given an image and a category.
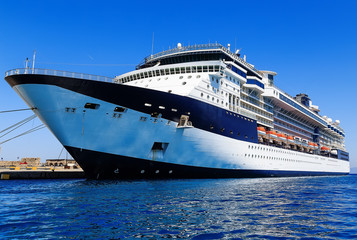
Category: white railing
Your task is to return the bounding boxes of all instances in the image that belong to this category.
[5,68,114,83]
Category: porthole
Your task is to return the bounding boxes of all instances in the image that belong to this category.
[201,93,204,97]
[179,76,183,79]
[197,75,201,78]
[188,76,192,79]
[182,82,187,85]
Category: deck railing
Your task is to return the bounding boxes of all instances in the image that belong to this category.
[5,68,114,83]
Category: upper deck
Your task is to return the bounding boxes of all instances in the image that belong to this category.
[137,43,263,78]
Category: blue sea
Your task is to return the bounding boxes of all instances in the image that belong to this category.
[1,175,357,239]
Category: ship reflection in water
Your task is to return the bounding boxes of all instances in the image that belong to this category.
[1,175,356,239]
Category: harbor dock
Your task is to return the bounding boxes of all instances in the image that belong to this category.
[0,167,85,180]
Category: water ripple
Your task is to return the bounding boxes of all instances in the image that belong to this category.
[1,176,357,239]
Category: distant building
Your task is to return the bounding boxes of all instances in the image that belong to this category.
[0,157,40,167]
[45,159,78,167]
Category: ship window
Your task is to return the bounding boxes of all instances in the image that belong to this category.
[245,135,248,139]
[230,131,233,135]
[175,68,180,74]
[160,69,165,75]
[165,69,170,75]
[84,103,100,109]
[182,82,187,85]
[171,108,177,112]
[209,66,213,72]
[197,66,202,72]
[215,66,220,72]
[114,106,126,112]
[148,71,153,77]
[159,106,165,109]
[238,132,240,136]
[201,93,203,97]
[186,67,191,73]
[170,68,175,74]
[144,103,152,107]
[144,72,148,78]
[156,70,160,76]
[151,112,160,118]
[210,125,214,130]
[180,67,185,73]
[203,66,208,72]
[192,66,196,73]
[220,128,225,132]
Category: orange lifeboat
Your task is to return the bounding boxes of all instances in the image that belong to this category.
[277,133,287,141]
[309,142,314,148]
[287,136,295,144]
[267,130,278,139]
[321,146,330,151]
[257,127,266,135]
[313,143,319,150]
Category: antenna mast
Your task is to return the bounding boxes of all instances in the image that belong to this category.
[32,50,36,73]
[151,32,154,57]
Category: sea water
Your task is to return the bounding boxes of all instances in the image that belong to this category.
[1,175,357,239]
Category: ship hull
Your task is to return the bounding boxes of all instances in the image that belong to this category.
[66,145,348,179]
[5,74,350,179]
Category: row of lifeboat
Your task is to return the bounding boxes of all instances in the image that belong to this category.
[257,127,330,151]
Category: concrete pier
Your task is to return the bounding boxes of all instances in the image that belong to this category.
[0,167,85,180]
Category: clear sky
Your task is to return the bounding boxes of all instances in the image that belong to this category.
[0,0,356,169]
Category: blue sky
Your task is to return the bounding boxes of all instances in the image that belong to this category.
[0,0,356,169]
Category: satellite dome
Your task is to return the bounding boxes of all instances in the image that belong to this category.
[177,43,182,49]
[327,118,332,123]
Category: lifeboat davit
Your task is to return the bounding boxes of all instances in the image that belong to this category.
[321,146,330,151]
[257,127,266,135]
[287,136,295,144]
[267,130,278,139]
[278,133,287,141]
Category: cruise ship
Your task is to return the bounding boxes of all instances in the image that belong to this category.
[4,43,349,179]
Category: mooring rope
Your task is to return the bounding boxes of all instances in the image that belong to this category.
[0,107,36,114]
[0,124,46,145]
